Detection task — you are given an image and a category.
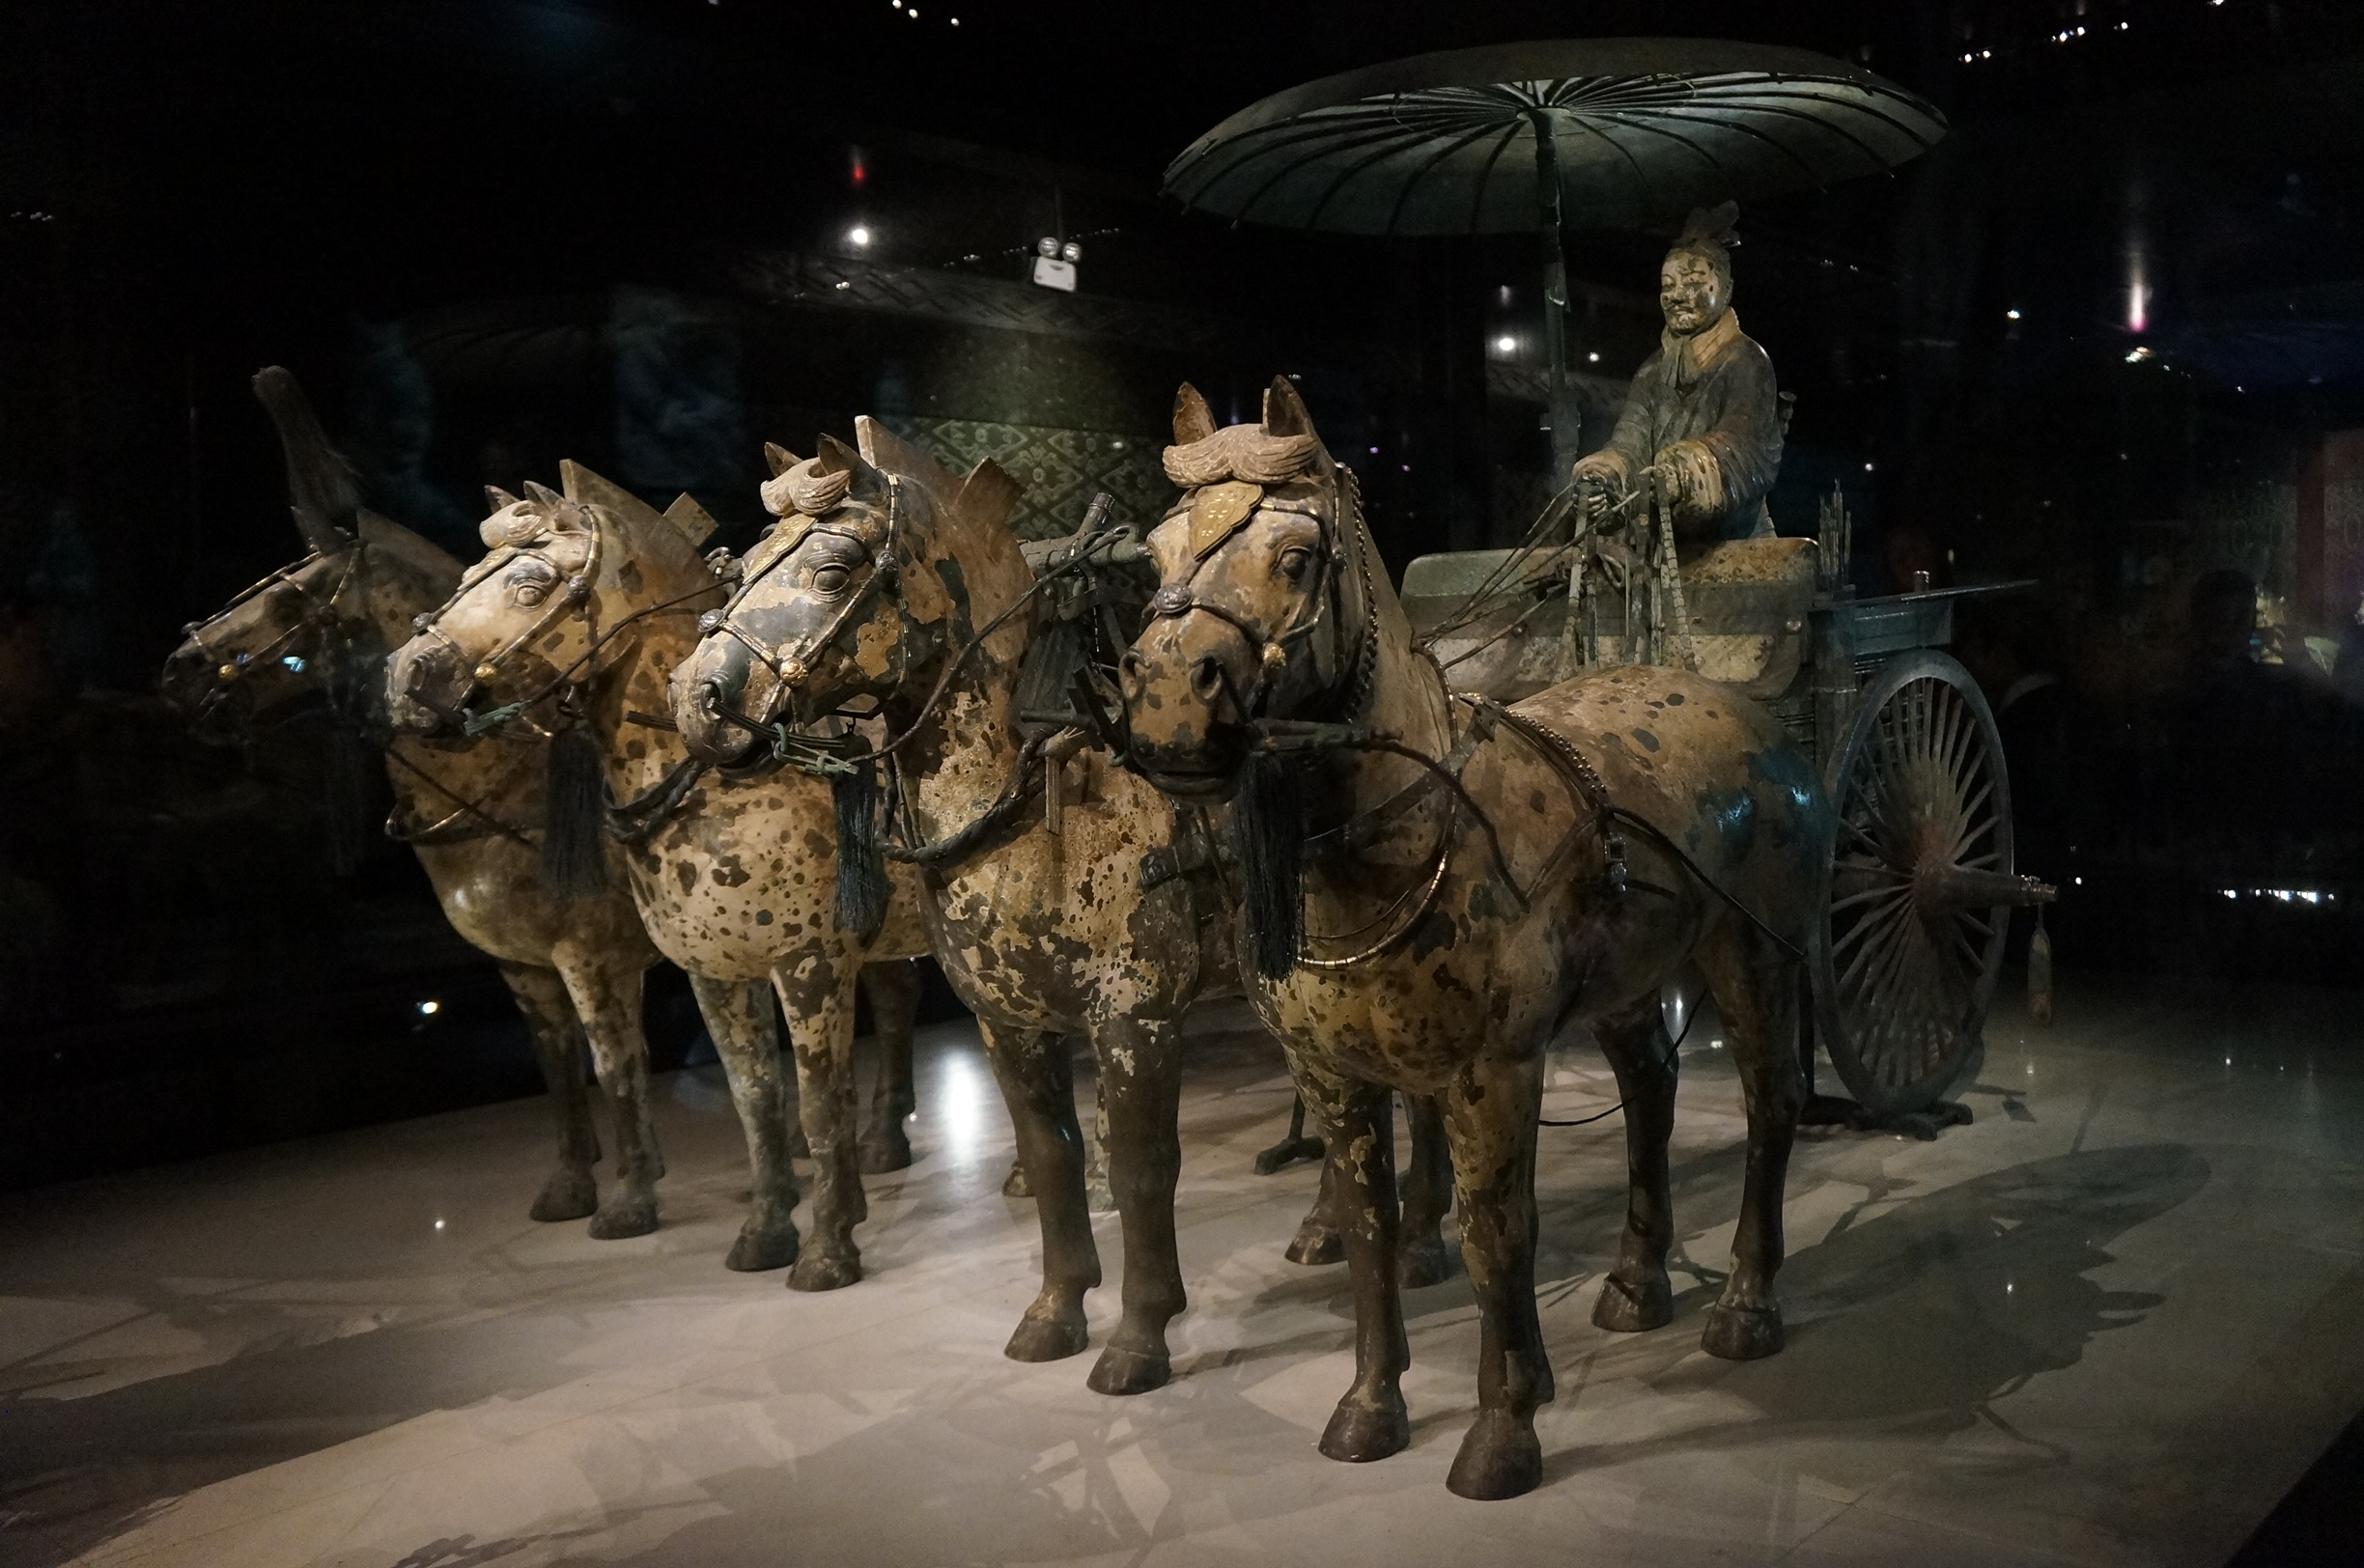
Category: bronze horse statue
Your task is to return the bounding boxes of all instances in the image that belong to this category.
[163,368,666,1241]
[1118,379,1830,1498]
[385,463,927,1288]
[663,420,1447,1393]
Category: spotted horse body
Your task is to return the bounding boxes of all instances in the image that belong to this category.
[162,368,672,1240]
[384,462,928,1285]
[1119,378,1831,1498]
[668,420,1422,1394]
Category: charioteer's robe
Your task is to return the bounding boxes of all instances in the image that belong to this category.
[1591,309,1784,546]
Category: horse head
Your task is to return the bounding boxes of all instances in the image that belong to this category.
[385,465,711,742]
[164,368,461,738]
[1119,378,1379,798]
[670,422,1018,764]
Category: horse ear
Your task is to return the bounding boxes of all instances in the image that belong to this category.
[763,442,800,479]
[1262,376,1317,438]
[815,432,888,506]
[484,485,521,515]
[1173,383,1217,444]
[522,479,566,511]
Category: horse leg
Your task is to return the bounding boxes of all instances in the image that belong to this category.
[1397,1092,1454,1288]
[1286,1158,1347,1266]
[1439,1049,1550,1500]
[984,1023,1101,1361]
[498,961,600,1222]
[1695,936,1802,1360]
[553,948,661,1240]
[857,959,919,1173]
[776,961,867,1291]
[1084,1069,1115,1214]
[1300,1070,1410,1465]
[689,973,801,1273]
[1590,992,1679,1333]
[1085,1013,1186,1395]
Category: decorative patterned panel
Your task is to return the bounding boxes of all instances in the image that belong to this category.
[880,415,1170,543]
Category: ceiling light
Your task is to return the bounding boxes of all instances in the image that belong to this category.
[1494,335,1516,352]
[847,225,871,247]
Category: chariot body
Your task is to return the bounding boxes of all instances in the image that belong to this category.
[1400,496,2057,1122]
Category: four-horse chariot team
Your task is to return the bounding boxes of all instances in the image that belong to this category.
[165,212,2030,1501]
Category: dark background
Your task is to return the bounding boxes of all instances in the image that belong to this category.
[4,0,2364,1190]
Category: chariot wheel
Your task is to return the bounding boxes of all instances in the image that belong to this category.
[1812,650,2016,1117]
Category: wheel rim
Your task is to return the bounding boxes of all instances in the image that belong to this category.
[1814,650,2013,1115]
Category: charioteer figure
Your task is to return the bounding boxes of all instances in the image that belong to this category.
[1572,202,1784,548]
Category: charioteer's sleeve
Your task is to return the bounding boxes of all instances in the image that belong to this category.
[1673,341,1782,539]
[1582,352,1665,492]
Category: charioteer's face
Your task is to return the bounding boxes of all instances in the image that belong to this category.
[1660,252,1729,336]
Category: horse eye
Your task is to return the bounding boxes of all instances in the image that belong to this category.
[812,564,852,595]
[1278,546,1314,580]
[514,581,549,608]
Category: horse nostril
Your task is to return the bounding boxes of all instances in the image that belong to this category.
[698,678,729,718]
[1189,655,1224,703]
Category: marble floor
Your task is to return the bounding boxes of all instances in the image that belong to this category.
[5,973,2363,1568]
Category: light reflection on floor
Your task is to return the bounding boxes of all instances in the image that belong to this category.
[5,977,2364,1567]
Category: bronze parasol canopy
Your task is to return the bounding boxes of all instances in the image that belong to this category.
[1162,39,1946,471]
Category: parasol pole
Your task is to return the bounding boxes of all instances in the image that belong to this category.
[1530,110,1584,504]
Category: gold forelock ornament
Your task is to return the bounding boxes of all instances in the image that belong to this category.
[1189,480,1262,560]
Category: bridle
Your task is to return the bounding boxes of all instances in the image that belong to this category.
[695,474,911,742]
[1141,462,1375,728]
[404,501,608,739]
[182,546,368,733]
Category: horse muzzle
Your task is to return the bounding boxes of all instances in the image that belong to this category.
[669,640,771,766]
[1119,623,1255,798]
[385,637,473,737]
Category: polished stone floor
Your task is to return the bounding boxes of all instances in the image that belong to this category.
[5,973,2363,1568]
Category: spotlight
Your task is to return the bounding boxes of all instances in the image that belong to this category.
[1494,335,1516,353]
[2006,307,2022,320]
[1060,239,1083,263]
[1036,236,1059,258]
[417,999,441,1017]
[1587,350,1600,362]
[846,225,871,248]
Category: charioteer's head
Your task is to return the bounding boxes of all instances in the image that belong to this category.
[384,483,605,742]
[1119,378,1376,799]
[1659,201,1738,338]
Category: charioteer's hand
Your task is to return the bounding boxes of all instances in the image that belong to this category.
[1570,452,1625,519]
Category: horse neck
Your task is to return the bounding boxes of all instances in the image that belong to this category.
[1309,621,1451,829]
[582,550,709,786]
[889,513,1035,836]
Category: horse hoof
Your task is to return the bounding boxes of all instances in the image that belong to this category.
[1086,1344,1170,1396]
[787,1250,862,1292]
[1002,1160,1032,1199]
[1319,1392,1410,1463]
[725,1220,799,1273]
[1446,1411,1543,1500]
[1004,1313,1088,1363]
[586,1191,658,1240]
[1285,1218,1344,1267]
[1702,1301,1784,1360]
[1398,1235,1452,1288]
[1592,1270,1673,1332]
[858,1128,914,1174]
[529,1168,597,1223]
